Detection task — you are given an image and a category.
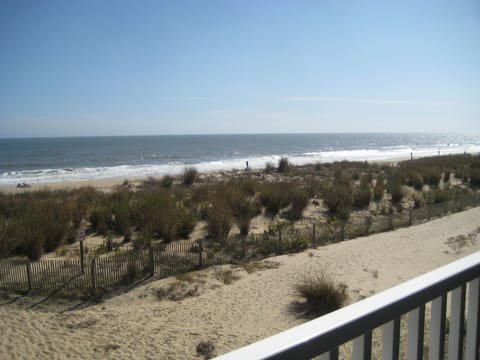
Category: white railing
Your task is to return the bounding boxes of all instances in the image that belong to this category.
[216,252,480,360]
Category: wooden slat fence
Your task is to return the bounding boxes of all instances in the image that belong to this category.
[0,192,478,299]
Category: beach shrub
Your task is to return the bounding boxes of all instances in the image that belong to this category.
[293,270,347,317]
[160,175,174,189]
[470,169,480,188]
[322,179,352,220]
[387,178,404,204]
[421,167,442,187]
[206,201,233,239]
[183,167,198,186]
[285,189,309,221]
[413,194,424,209]
[259,182,292,215]
[406,173,424,191]
[443,171,451,183]
[373,175,385,201]
[265,162,275,173]
[431,188,455,204]
[353,177,372,209]
[278,157,290,173]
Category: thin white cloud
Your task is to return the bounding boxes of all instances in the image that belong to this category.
[283,96,345,102]
[283,96,455,106]
[356,99,456,106]
[169,96,213,101]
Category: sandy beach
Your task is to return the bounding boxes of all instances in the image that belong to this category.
[1,206,479,359]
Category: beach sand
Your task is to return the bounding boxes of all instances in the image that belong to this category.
[1,207,479,359]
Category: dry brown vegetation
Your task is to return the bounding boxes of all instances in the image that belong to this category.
[1,154,479,261]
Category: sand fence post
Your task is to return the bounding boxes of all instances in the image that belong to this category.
[79,240,85,274]
[312,223,316,248]
[25,259,32,292]
[278,230,283,253]
[365,216,372,236]
[148,246,154,277]
[198,239,203,268]
[90,258,96,296]
[388,209,394,231]
[241,236,246,258]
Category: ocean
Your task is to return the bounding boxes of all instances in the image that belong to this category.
[1,133,480,186]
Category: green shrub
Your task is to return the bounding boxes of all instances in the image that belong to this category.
[265,162,275,173]
[183,167,198,186]
[406,173,424,191]
[421,167,442,186]
[285,190,309,221]
[322,181,352,220]
[259,182,293,215]
[160,175,175,189]
[431,188,455,204]
[176,207,196,239]
[373,175,385,201]
[471,169,480,188]
[278,157,290,173]
[206,202,233,239]
[388,180,404,204]
[353,178,372,209]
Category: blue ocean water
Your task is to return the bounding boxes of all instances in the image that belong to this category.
[1,133,480,186]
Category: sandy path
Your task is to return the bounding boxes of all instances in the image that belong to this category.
[1,208,480,359]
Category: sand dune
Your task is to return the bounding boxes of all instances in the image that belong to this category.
[1,208,480,359]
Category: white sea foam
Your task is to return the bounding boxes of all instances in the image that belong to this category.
[1,144,479,186]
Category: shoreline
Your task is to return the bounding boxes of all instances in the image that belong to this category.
[0,156,414,194]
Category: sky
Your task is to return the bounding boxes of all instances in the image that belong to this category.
[0,0,479,137]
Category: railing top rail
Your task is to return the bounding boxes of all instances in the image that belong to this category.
[215,251,480,360]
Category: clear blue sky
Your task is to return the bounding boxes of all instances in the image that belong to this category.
[1,0,479,137]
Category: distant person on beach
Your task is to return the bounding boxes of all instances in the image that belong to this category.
[410,152,413,160]
[246,161,249,170]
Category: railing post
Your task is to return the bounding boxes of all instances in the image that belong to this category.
[407,305,425,360]
[352,331,372,360]
[90,258,96,296]
[465,278,480,360]
[148,246,154,277]
[382,317,400,359]
[319,348,338,360]
[448,285,466,360]
[25,259,32,292]
[429,294,447,360]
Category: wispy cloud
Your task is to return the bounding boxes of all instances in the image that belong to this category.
[283,96,455,106]
[283,96,345,102]
[356,99,456,106]
[168,96,213,101]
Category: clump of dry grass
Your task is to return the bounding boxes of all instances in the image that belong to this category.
[196,340,216,359]
[236,260,281,274]
[155,281,201,301]
[291,270,347,318]
[214,267,241,284]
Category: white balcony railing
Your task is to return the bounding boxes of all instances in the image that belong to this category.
[216,252,480,360]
